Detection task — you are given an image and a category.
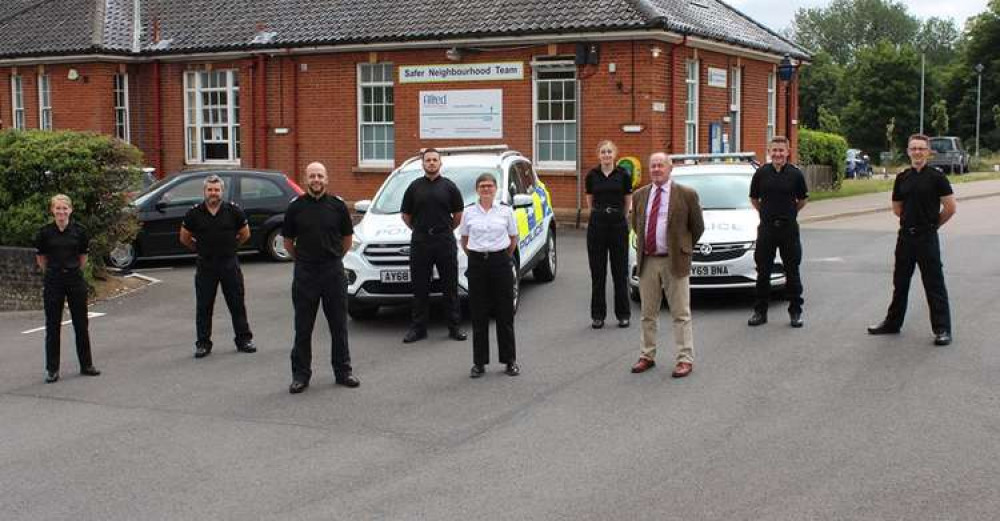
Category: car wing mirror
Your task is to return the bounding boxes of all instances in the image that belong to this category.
[154,200,168,212]
[512,194,534,209]
[355,199,371,214]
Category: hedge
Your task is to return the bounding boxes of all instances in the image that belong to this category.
[0,130,143,278]
[798,128,849,190]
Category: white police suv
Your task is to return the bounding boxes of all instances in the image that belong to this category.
[628,153,785,300]
[344,146,558,319]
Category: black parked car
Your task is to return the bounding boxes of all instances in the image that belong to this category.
[108,169,303,269]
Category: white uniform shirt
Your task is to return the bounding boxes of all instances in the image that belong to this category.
[645,181,671,254]
[460,202,518,252]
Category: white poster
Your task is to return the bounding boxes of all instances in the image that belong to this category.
[707,67,728,88]
[419,89,503,139]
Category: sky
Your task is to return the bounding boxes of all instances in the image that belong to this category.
[728,0,991,33]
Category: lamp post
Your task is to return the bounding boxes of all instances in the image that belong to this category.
[975,63,984,158]
[778,54,796,139]
[919,52,926,134]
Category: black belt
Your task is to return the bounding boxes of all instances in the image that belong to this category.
[46,267,81,274]
[415,226,451,236]
[469,250,508,260]
[765,217,794,228]
[593,206,623,214]
[901,225,937,236]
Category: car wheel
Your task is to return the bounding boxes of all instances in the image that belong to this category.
[107,242,137,269]
[532,229,557,282]
[348,301,379,320]
[265,228,292,262]
[511,256,521,315]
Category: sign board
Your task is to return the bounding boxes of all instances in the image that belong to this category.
[707,67,727,88]
[420,89,503,139]
[400,62,523,84]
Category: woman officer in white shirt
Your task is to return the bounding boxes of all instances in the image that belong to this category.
[459,173,520,378]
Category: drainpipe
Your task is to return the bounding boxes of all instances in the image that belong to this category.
[291,56,299,182]
[256,54,268,168]
[152,60,162,175]
[575,76,583,228]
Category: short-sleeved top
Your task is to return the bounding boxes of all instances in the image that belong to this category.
[181,201,247,258]
[892,165,953,229]
[282,194,354,264]
[35,221,89,270]
[749,163,809,221]
[585,166,632,209]
[400,174,464,234]
[459,202,518,252]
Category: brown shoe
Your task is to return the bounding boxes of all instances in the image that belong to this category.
[631,358,655,373]
[671,362,693,378]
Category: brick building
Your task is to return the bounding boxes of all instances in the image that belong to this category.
[0,0,808,211]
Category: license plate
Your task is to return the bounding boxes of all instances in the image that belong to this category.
[380,269,410,283]
[691,265,729,277]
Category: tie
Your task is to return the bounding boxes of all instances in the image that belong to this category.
[645,187,662,256]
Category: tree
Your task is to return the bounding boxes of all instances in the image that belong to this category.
[817,105,843,134]
[915,17,961,67]
[797,51,846,130]
[792,0,920,65]
[930,99,949,135]
[945,1,1000,151]
[842,42,921,155]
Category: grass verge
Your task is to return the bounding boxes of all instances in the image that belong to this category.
[810,171,1000,202]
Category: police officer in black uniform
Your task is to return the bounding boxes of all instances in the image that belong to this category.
[400,148,467,343]
[35,194,100,383]
[585,140,633,329]
[283,162,360,394]
[748,135,809,328]
[180,175,255,358]
[868,134,957,345]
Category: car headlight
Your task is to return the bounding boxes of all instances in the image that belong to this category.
[350,236,362,252]
[344,268,357,285]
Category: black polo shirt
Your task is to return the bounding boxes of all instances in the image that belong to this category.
[892,165,953,229]
[749,163,809,221]
[35,221,89,270]
[585,166,632,209]
[400,174,464,234]
[282,194,354,263]
[181,201,247,258]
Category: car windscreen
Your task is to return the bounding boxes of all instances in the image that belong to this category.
[132,177,174,206]
[674,174,753,210]
[929,139,954,153]
[369,165,501,214]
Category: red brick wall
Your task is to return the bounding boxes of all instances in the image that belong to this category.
[1,40,796,209]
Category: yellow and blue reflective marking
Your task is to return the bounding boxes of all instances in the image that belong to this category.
[516,182,553,249]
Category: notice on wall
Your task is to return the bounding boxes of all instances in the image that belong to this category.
[419,89,503,139]
[400,62,524,84]
[707,67,728,88]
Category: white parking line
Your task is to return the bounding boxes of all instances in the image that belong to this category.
[126,272,162,284]
[810,257,846,263]
[21,312,107,334]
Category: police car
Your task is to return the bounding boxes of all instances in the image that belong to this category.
[344,146,557,319]
[628,153,785,301]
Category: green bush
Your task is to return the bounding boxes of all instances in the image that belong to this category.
[0,130,143,275]
[798,128,849,190]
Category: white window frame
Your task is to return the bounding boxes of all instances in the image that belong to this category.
[114,73,130,142]
[730,66,741,153]
[10,75,24,130]
[767,71,776,142]
[532,63,578,170]
[685,60,700,155]
[38,74,52,130]
[183,69,241,165]
[357,62,395,168]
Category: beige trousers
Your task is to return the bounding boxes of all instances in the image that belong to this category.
[639,255,694,364]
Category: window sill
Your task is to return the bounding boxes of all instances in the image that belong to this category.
[535,168,578,177]
[185,160,242,167]
[352,165,393,174]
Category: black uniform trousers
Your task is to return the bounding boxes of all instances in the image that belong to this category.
[754,218,804,314]
[43,268,93,373]
[884,229,951,333]
[467,251,516,366]
[409,232,461,330]
[291,260,352,383]
[194,256,252,349]
[587,209,631,321]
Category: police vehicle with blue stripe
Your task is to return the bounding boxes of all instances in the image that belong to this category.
[344,146,558,319]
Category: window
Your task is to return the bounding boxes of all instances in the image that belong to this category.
[534,65,577,167]
[730,67,741,152]
[184,70,241,164]
[37,74,52,130]
[10,75,24,130]
[159,177,229,208]
[685,60,699,154]
[767,71,776,142]
[358,63,395,166]
[240,176,285,206]
[114,73,130,142]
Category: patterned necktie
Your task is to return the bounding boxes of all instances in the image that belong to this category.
[645,187,662,256]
